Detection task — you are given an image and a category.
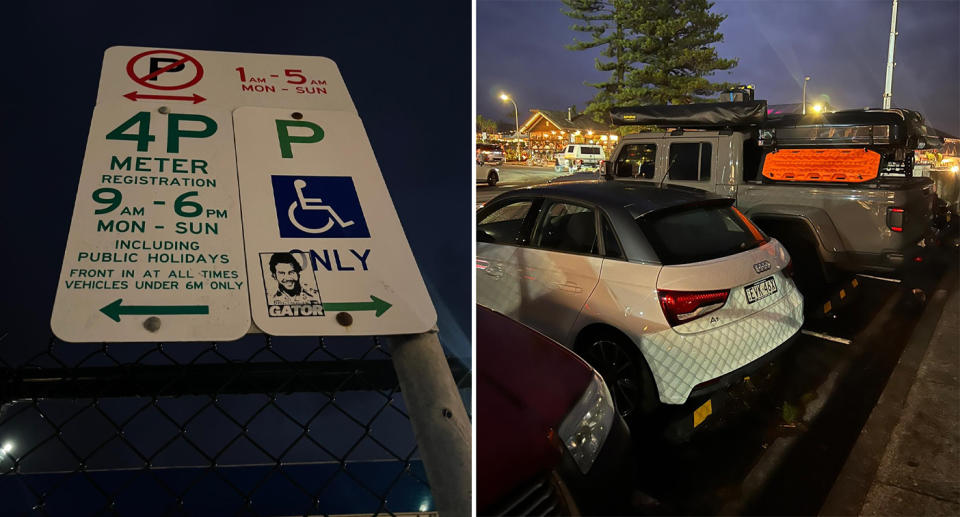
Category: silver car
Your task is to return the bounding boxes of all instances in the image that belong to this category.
[476,180,804,417]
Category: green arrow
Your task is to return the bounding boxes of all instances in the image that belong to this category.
[323,295,392,317]
[100,299,209,322]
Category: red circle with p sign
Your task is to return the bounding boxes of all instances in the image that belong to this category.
[126,50,204,91]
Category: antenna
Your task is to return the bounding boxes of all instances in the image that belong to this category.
[658,163,670,189]
[882,0,899,109]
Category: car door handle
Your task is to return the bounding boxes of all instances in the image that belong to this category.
[552,281,583,294]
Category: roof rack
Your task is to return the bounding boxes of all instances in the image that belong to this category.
[762,108,942,150]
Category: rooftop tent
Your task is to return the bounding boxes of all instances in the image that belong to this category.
[609,101,768,128]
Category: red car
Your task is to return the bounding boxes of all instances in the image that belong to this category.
[477,306,636,516]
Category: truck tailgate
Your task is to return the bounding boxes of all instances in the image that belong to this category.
[737,177,933,258]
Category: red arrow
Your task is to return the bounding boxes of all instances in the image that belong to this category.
[123,91,206,104]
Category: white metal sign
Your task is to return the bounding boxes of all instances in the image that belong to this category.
[233,107,436,335]
[97,46,356,112]
[51,103,250,342]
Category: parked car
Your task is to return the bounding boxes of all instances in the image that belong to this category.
[477,305,635,516]
[556,144,606,172]
[477,161,500,186]
[476,181,804,419]
[477,142,505,165]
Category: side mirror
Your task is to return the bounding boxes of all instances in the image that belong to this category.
[477,228,495,243]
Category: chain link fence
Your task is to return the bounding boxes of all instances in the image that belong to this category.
[0,332,471,516]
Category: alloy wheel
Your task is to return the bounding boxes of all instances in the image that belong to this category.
[584,339,643,418]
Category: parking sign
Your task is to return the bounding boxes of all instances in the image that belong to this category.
[234,107,437,336]
[97,46,357,112]
[51,103,250,342]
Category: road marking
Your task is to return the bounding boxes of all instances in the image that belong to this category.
[856,273,902,284]
[801,329,853,345]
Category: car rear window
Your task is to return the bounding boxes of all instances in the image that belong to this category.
[580,147,602,155]
[636,205,766,265]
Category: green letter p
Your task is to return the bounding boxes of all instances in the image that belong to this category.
[276,120,324,158]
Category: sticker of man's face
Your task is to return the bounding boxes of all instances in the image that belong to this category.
[273,262,301,292]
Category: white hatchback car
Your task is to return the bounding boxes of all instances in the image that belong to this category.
[476,181,804,416]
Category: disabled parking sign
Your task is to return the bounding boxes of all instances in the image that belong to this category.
[234,107,436,336]
[271,176,370,238]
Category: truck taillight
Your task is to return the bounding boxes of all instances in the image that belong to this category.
[658,289,729,327]
[887,207,905,232]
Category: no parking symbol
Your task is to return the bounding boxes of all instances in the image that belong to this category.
[123,49,206,103]
[126,49,204,89]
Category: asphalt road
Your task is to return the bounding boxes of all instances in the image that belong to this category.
[475,165,601,206]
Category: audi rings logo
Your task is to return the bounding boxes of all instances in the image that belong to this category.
[753,260,772,274]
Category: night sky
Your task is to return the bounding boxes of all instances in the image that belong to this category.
[478,0,960,136]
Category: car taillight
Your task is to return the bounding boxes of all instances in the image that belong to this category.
[887,207,905,232]
[658,289,729,327]
[783,260,794,278]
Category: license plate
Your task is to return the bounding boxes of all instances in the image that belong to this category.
[744,277,778,304]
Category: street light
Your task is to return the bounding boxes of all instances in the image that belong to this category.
[812,103,824,113]
[802,76,811,115]
[500,93,520,159]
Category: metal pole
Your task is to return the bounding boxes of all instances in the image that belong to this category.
[388,330,471,517]
[509,98,520,159]
[883,0,899,109]
[802,76,810,115]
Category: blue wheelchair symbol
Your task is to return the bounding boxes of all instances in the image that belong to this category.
[271,176,370,238]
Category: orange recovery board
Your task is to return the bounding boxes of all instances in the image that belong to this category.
[761,148,882,182]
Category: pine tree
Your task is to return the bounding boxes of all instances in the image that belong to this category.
[561,0,632,118]
[563,0,738,118]
[620,0,737,104]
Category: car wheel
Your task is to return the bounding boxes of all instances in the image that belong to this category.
[579,330,658,419]
[487,171,498,186]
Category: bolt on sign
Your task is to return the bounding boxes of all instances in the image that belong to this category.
[51,104,250,342]
[97,46,356,112]
[234,107,437,336]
